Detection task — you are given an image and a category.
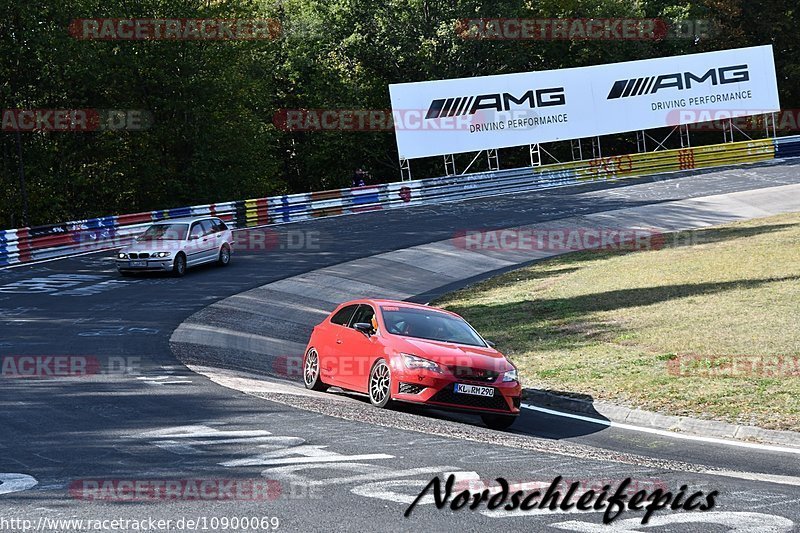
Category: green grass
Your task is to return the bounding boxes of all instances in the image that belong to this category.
[435,213,800,431]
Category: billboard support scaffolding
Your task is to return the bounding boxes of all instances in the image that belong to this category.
[529,143,562,167]
[767,113,777,138]
[487,149,500,171]
[459,149,500,174]
[723,119,734,142]
[461,151,483,175]
[529,144,541,167]
[399,158,411,181]
[639,126,685,152]
[722,119,754,143]
[636,131,647,153]
[571,139,583,161]
[591,136,603,159]
[443,154,456,176]
[680,124,691,148]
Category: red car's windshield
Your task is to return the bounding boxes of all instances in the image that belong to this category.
[137,223,189,241]
[380,306,487,347]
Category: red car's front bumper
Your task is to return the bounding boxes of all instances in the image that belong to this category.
[391,367,522,415]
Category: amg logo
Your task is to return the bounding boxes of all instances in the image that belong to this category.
[607,65,749,99]
[425,88,565,119]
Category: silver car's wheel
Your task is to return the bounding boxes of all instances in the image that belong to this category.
[172,253,187,277]
[303,349,328,391]
[369,359,393,408]
[218,245,231,266]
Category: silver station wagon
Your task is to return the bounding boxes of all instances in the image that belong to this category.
[115,216,234,276]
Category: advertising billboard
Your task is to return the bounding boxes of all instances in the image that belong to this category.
[388,45,780,160]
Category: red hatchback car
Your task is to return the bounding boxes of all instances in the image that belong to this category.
[302,299,522,430]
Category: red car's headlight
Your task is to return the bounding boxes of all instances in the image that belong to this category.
[402,353,442,373]
[502,368,519,382]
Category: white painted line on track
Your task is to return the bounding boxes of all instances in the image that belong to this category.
[521,403,800,456]
[704,470,800,487]
[0,247,118,269]
[221,453,394,468]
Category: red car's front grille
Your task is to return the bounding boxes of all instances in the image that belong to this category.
[430,387,510,411]
[450,366,499,383]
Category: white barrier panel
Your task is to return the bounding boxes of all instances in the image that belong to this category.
[389,45,780,159]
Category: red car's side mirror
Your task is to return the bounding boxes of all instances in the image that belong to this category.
[353,322,374,336]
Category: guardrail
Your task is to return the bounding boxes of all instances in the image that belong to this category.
[2,135,799,267]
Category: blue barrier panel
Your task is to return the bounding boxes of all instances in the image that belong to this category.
[349,187,380,208]
[70,216,118,250]
[271,195,308,223]
[776,137,800,159]
[0,230,7,266]
[167,206,193,219]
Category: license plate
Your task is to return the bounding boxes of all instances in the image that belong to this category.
[454,383,494,397]
[130,261,146,267]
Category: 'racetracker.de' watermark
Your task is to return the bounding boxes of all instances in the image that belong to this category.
[667,355,800,378]
[455,18,716,40]
[69,18,281,40]
[1,109,152,132]
[69,479,282,501]
[453,228,665,253]
[0,516,280,532]
[272,108,547,132]
[665,109,800,132]
[1,356,140,378]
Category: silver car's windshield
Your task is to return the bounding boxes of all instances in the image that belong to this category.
[380,306,487,347]
[137,223,189,241]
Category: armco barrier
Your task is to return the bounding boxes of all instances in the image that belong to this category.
[776,135,800,159]
[2,135,799,267]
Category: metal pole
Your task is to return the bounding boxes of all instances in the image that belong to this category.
[529,144,541,167]
[443,154,456,176]
[15,131,29,226]
[460,151,483,175]
[486,149,499,171]
[399,158,411,181]
[591,136,602,159]
[571,139,583,161]
[679,124,691,148]
[636,131,646,153]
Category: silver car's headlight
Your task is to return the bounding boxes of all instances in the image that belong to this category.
[117,252,128,259]
[502,368,518,382]
[152,252,171,258]
[402,353,442,373]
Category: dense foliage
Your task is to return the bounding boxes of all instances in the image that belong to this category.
[1,0,797,227]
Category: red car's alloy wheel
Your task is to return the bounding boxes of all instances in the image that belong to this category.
[369,359,392,408]
[303,348,328,391]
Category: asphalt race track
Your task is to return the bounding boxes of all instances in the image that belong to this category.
[3,161,800,532]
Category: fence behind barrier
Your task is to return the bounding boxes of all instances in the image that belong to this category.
[2,135,799,267]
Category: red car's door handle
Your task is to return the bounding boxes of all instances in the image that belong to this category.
[336,339,343,344]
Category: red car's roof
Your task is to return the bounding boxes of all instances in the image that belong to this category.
[343,298,460,316]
